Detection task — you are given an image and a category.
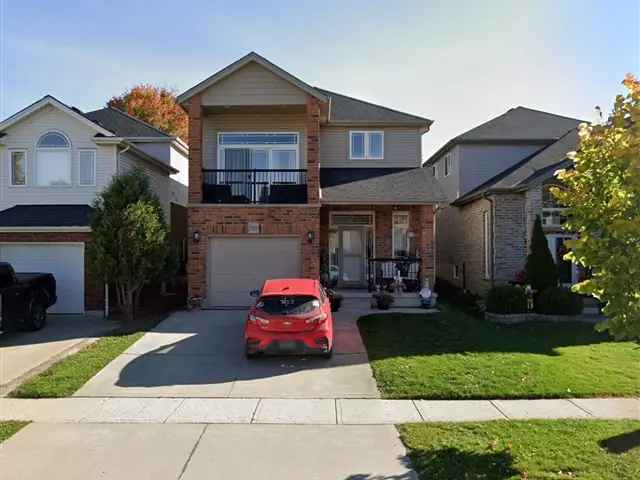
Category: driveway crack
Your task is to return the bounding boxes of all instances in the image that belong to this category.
[178,424,207,480]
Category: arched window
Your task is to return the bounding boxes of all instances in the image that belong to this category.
[36,131,71,186]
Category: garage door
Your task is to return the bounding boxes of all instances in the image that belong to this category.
[208,236,301,307]
[0,244,85,314]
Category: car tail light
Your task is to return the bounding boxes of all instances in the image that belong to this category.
[248,313,270,326]
[305,312,327,324]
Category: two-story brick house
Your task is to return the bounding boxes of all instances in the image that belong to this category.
[424,107,583,294]
[0,96,188,314]
[179,53,443,307]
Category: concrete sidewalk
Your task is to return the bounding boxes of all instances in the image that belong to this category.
[1,397,637,424]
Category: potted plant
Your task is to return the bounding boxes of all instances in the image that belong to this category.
[373,291,394,310]
[326,289,343,312]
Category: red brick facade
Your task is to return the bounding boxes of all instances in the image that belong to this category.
[188,93,203,204]
[0,232,104,311]
[305,95,321,204]
[187,206,321,300]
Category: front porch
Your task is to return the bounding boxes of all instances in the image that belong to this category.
[319,204,435,292]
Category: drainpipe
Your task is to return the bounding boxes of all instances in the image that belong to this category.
[483,193,495,287]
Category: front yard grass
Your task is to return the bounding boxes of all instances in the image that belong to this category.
[399,420,640,480]
[358,306,639,399]
[0,421,29,444]
[9,331,144,398]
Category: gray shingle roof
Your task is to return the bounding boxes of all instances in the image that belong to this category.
[453,129,579,205]
[84,107,171,138]
[317,88,432,126]
[321,168,444,204]
[0,205,93,227]
[425,107,583,165]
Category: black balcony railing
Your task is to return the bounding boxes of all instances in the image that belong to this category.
[368,257,422,292]
[202,169,307,204]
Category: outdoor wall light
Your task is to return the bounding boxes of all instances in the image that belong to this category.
[307,231,315,244]
[192,230,201,243]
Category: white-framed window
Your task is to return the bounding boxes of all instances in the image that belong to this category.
[432,164,439,178]
[349,131,384,160]
[444,154,452,176]
[453,264,460,280]
[218,132,299,170]
[36,131,71,186]
[483,210,491,279]
[9,150,27,186]
[78,150,96,186]
[392,211,410,257]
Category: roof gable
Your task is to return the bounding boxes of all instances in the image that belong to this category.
[178,52,328,105]
[0,95,114,137]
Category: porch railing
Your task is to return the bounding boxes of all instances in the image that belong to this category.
[202,169,307,204]
[368,257,421,292]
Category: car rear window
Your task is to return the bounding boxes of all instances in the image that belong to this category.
[257,295,319,315]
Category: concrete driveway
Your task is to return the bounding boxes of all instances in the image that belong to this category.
[1,315,114,395]
[75,307,380,398]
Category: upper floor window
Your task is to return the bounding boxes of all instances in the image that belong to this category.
[218,132,299,170]
[10,150,27,186]
[542,184,567,227]
[444,154,452,176]
[79,150,96,186]
[432,164,439,178]
[350,131,384,160]
[36,131,71,186]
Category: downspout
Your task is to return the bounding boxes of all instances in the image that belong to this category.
[483,193,495,287]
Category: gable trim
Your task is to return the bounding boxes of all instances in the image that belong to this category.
[0,95,115,137]
[177,52,328,105]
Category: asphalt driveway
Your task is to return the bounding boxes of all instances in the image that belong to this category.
[75,307,380,398]
[1,315,113,396]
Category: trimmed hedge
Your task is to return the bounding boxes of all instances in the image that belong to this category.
[486,285,528,314]
[536,286,584,315]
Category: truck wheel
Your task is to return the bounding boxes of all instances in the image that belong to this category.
[24,298,47,331]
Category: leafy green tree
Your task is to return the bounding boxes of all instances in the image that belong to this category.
[89,168,171,320]
[553,75,640,340]
[525,215,558,292]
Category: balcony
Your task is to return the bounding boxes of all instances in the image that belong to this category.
[202,169,307,204]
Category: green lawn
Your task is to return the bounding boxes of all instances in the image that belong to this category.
[399,420,640,480]
[358,306,639,399]
[0,421,29,444]
[9,332,144,398]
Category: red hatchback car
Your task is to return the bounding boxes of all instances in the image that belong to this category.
[244,279,334,358]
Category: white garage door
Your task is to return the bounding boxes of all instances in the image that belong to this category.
[208,236,301,307]
[0,243,85,314]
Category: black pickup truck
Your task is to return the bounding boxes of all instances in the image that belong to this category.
[0,262,57,331]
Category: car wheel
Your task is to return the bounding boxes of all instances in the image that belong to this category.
[245,344,259,359]
[322,348,333,359]
[24,298,47,331]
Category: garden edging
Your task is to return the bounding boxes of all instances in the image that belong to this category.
[485,312,599,324]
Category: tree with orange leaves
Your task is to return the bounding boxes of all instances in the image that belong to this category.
[107,84,187,139]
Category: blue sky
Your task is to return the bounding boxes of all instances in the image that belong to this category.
[1,0,637,157]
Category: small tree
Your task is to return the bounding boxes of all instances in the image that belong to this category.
[525,215,558,292]
[89,169,171,320]
[107,84,187,139]
[553,75,640,340]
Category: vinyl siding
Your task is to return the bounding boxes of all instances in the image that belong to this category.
[0,104,117,211]
[201,62,307,106]
[118,151,171,219]
[430,145,461,202]
[319,126,421,168]
[458,144,542,197]
[202,113,307,169]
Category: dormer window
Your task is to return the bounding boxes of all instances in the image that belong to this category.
[350,131,384,160]
[36,131,71,186]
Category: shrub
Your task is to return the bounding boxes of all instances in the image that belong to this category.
[536,286,584,315]
[485,285,528,314]
[525,216,559,292]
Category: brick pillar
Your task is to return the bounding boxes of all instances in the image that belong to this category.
[417,205,435,287]
[188,94,203,204]
[306,95,321,204]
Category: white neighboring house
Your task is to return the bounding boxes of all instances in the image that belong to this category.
[0,95,188,314]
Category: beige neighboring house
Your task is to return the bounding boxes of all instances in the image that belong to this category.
[424,107,584,295]
[0,96,188,313]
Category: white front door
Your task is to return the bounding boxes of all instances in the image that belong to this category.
[0,243,85,313]
[546,235,578,285]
